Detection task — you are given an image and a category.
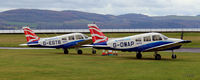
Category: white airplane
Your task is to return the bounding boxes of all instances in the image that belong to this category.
[20,26,94,54]
[87,24,191,60]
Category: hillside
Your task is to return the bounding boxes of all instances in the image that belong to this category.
[0,9,200,29]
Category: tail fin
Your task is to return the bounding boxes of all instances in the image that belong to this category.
[88,24,108,43]
[23,26,40,42]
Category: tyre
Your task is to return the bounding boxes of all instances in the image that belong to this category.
[78,50,83,54]
[92,50,96,54]
[136,52,142,59]
[64,49,68,54]
[172,54,177,59]
[155,54,161,60]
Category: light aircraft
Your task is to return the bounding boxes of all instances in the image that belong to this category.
[87,24,191,60]
[20,26,94,54]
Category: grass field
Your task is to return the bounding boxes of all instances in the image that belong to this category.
[0,32,199,48]
[0,49,200,80]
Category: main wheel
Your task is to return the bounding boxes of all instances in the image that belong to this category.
[155,54,161,60]
[64,49,69,54]
[77,50,83,54]
[136,52,142,59]
[92,50,96,54]
[172,54,177,59]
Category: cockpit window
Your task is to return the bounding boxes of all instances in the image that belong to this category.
[163,36,168,40]
[144,36,151,42]
[75,35,84,40]
[68,35,75,40]
[152,35,162,41]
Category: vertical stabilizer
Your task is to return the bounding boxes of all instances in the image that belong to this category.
[23,26,40,42]
[88,24,108,43]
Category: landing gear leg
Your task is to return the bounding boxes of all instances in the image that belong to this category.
[75,48,82,55]
[92,49,96,54]
[64,48,68,54]
[154,51,161,60]
[171,50,177,59]
[136,52,142,59]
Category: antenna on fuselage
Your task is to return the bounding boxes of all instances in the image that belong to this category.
[180,25,184,39]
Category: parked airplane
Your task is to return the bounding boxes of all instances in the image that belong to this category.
[87,24,191,60]
[20,26,93,54]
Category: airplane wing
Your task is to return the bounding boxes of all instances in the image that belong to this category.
[82,44,110,48]
[78,39,93,46]
[144,42,182,52]
[71,39,93,48]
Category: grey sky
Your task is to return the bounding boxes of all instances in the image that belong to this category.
[0,0,200,16]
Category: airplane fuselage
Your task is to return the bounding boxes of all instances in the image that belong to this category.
[27,33,92,49]
[93,33,188,52]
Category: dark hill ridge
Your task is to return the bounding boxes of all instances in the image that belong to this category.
[0,9,200,29]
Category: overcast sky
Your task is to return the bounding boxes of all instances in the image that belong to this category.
[0,0,200,16]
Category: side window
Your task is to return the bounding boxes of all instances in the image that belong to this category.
[136,38,142,42]
[152,35,162,41]
[144,36,151,42]
[62,37,67,41]
[68,36,75,40]
[84,35,88,39]
[76,35,84,40]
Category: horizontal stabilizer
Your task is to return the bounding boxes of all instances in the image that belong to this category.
[83,45,109,48]
[19,43,39,46]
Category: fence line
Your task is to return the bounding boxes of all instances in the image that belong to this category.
[0,28,200,33]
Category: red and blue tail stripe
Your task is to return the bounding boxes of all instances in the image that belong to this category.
[23,26,40,42]
[88,24,108,43]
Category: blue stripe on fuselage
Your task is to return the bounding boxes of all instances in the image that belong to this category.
[136,41,173,51]
[28,40,86,48]
[47,40,85,48]
[120,41,173,51]
[95,41,174,52]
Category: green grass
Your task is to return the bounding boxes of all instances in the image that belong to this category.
[0,49,200,80]
[0,32,199,48]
